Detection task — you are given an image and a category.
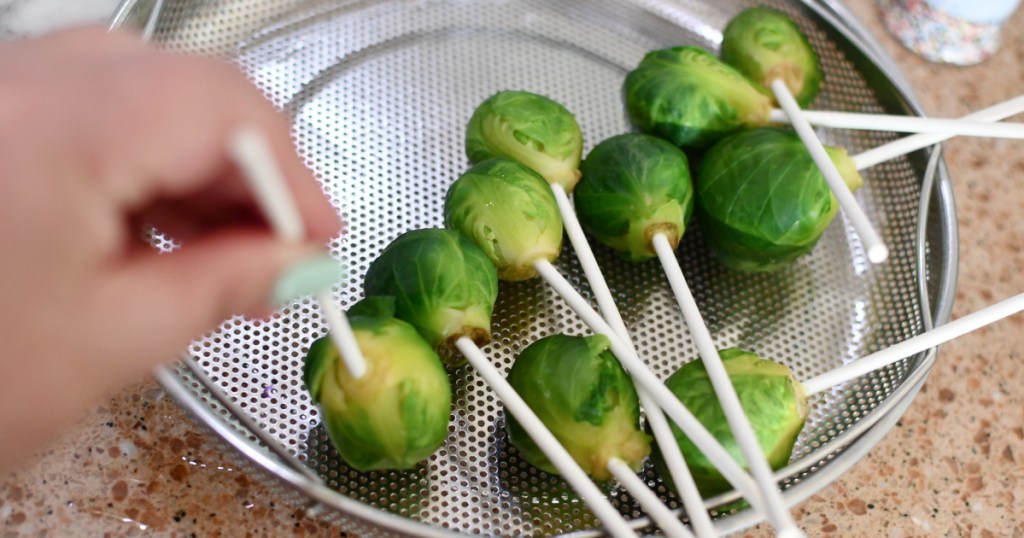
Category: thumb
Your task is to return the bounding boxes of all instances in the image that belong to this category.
[89,232,342,375]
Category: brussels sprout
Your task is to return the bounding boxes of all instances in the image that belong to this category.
[696,127,863,272]
[303,296,452,471]
[444,158,563,281]
[652,348,808,497]
[721,7,822,108]
[466,90,584,192]
[623,46,772,148]
[505,334,651,479]
[575,133,694,261]
[364,228,499,364]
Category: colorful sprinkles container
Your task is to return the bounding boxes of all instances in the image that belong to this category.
[880,0,1021,65]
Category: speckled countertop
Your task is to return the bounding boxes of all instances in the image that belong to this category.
[2,1,1023,536]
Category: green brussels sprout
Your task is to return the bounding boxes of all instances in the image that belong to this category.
[303,296,452,471]
[364,228,499,364]
[444,158,563,281]
[505,334,651,480]
[623,46,772,149]
[721,7,822,108]
[696,127,863,272]
[465,90,584,192]
[652,348,808,497]
[575,134,694,262]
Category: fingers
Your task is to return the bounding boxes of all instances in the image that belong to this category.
[88,230,334,375]
[4,29,341,244]
[129,172,267,243]
[91,51,341,242]
[130,200,265,245]
[0,26,145,65]
[39,26,146,54]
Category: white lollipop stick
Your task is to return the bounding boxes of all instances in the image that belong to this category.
[645,410,715,538]
[607,458,696,538]
[533,260,766,511]
[853,95,1024,170]
[316,291,366,379]
[802,292,1024,396]
[454,337,638,538]
[769,108,1024,139]
[230,127,307,243]
[652,234,804,538]
[548,184,719,537]
[771,80,889,264]
[229,126,367,379]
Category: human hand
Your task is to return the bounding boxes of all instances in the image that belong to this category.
[0,27,342,472]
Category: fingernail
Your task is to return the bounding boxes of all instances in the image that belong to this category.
[271,253,345,306]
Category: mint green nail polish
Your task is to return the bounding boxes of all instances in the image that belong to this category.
[272,254,345,305]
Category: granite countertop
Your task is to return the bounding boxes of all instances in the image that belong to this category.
[2,1,1022,536]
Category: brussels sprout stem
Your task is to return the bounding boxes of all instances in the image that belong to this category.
[803,291,1024,396]
[770,80,889,264]
[454,337,639,538]
[229,126,368,379]
[764,64,806,100]
[768,108,1024,139]
[653,233,805,537]
[645,223,679,255]
[852,95,1024,170]
[532,259,768,514]
[547,185,718,537]
[607,458,695,538]
[440,327,491,364]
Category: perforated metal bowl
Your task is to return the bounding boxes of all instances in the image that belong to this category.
[111,0,957,535]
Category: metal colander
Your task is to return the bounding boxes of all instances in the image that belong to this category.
[111,0,957,535]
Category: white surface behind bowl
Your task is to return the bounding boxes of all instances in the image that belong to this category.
[0,0,120,39]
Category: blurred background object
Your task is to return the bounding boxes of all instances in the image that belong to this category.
[879,0,1022,64]
[0,0,117,39]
